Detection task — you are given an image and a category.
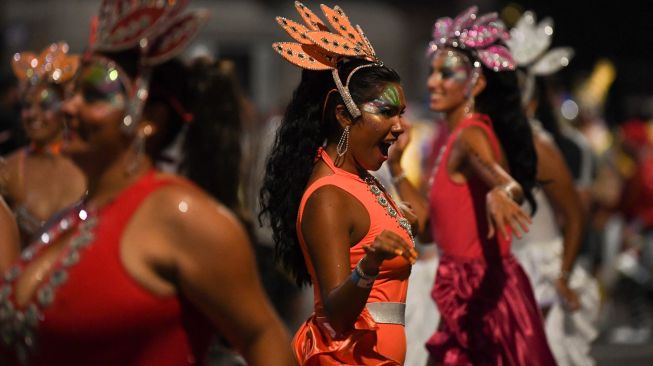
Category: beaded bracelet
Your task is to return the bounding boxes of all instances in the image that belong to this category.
[350,259,378,288]
[499,181,519,202]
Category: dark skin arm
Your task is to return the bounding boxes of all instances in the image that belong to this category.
[301,184,416,334]
[387,120,432,242]
[0,196,19,272]
[144,186,295,366]
[455,125,531,240]
[390,122,532,241]
[533,132,583,310]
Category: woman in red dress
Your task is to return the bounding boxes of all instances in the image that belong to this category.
[0,1,293,365]
[389,6,556,365]
[260,3,417,365]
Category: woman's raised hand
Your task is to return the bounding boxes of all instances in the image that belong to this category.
[363,230,417,270]
[485,187,532,241]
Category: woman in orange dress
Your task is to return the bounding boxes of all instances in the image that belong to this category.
[260,3,416,365]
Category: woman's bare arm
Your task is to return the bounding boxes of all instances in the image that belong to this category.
[301,185,416,334]
[455,126,532,239]
[153,186,295,366]
[533,133,583,309]
[0,196,19,272]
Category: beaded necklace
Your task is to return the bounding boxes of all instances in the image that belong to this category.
[0,203,97,363]
[363,174,415,245]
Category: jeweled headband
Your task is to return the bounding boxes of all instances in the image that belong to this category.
[273,2,381,119]
[505,11,574,104]
[12,42,79,86]
[88,0,208,133]
[427,6,515,73]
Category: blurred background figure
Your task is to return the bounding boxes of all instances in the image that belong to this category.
[508,10,600,365]
[0,42,86,249]
[0,195,19,272]
[0,1,293,365]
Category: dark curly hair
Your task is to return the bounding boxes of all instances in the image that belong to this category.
[145,57,242,210]
[259,59,400,286]
[475,64,538,213]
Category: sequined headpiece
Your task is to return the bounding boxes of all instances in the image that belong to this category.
[89,0,208,133]
[427,6,515,73]
[11,42,79,86]
[505,11,574,104]
[273,2,381,119]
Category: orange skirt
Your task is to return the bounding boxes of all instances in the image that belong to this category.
[293,308,405,365]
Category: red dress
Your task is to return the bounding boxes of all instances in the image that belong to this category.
[292,149,413,365]
[426,115,556,365]
[0,171,212,365]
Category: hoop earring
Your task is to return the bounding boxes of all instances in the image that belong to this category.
[336,126,350,157]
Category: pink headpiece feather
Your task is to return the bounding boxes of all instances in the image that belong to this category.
[427,6,515,72]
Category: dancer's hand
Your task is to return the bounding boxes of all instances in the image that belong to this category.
[556,278,581,311]
[363,230,418,270]
[485,187,532,241]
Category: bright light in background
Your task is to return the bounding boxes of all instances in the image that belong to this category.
[561,99,579,120]
[501,3,523,26]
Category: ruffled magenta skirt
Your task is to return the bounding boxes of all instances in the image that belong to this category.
[426,254,556,365]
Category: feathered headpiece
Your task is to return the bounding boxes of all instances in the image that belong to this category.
[88,0,208,132]
[427,6,515,73]
[273,1,381,119]
[505,11,574,104]
[11,42,79,86]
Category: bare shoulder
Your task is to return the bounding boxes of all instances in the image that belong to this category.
[302,181,362,231]
[456,124,496,158]
[139,174,247,251]
[458,124,493,145]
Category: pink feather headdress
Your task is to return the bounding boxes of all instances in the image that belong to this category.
[427,6,515,72]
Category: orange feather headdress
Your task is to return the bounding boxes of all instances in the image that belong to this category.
[11,42,79,86]
[273,2,382,119]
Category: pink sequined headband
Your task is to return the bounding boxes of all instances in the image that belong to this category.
[427,6,515,72]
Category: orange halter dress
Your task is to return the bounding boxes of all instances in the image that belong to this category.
[293,149,413,365]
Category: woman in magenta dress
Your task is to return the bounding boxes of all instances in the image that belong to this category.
[0,1,293,365]
[388,6,556,365]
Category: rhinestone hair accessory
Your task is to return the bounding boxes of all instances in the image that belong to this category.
[11,42,79,86]
[427,6,514,73]
[505,11,574,104]
[89,0,208,133]
[273,2,382,119]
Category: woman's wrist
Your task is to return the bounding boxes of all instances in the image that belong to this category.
[557,269,572,284]
[494,181,521,203]
[351,257,379,289]
[359,255,381,276]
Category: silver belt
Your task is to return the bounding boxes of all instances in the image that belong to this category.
[366,302,406,325]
